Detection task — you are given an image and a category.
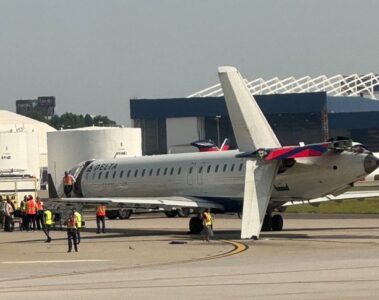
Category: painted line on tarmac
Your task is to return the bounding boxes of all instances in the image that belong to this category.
[195,240,248,261]
[1,259,110,264]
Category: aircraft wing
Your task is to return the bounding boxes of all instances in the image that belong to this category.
[283,190,379,206]
[47,196,224,210]
[265,143,330,160]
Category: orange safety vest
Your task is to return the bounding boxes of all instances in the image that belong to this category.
[96,205,106,217]
[26,199,36,215]
[37,200,44,211]
[63,175,74,185]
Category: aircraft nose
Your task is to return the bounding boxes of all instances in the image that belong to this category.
[364,154,379,174]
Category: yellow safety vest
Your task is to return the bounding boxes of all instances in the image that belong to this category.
[203,212,213,226]
[44,210,52,225]
[74,211,82,228]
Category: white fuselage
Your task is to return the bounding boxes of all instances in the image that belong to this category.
[75,150,370,208]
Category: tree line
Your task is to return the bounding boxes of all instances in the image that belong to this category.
[22,111,118,130]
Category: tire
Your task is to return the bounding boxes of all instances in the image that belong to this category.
[189,216,203,234]
[165,210,178,218]
[177,208,191,218]
[271,214,283,231]
[106,211,118,220]
[118,209,132,219]
[261,214,272,231]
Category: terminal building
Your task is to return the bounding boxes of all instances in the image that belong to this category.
[130,73,379,154]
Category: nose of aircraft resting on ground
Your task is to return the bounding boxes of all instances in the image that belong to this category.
[364,154,379,174]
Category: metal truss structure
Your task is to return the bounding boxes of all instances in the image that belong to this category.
[188,73,379,99]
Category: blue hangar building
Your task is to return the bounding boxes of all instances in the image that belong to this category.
[130,74,379,155]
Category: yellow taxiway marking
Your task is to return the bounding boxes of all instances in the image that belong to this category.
[1,259,110,264]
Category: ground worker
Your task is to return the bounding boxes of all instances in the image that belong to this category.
[96,203,106,234]
[43,208,52,242]
[201,208,214,242]
[36,196,44,230]
[65,210,78,252]
[26,195,37,231]
[3,198,14,232]
[63,171,75,198]
[73,208,82,244]
[20,195,28,231]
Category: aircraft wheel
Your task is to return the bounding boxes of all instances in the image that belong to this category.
[118,209,132,219]
[177,208,191,218]
[271,214,283,231]
[106,211,118,220]
[165,210,178,218]
[261,214,272,231]
[189,216,203,234]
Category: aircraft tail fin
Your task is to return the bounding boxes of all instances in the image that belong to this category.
[48,173,59,199]
[218,66,281,152]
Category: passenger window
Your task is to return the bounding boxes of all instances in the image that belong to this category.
[105,171,109,179]
[149,169,153,176]
[207,165,211,173]
[142,169,145,177]
[156,168,160,176]
[215,165,219,173]
[170,168,174,175]
[134,169,138,177]
[112,171,116,179]
[239,163,243,171]
[198,166,203,174]
[164,168,167,176]
[120,170,124,178]
[189,167,193,174]
[231,164,235,172]
[98,172,102,179]
[223,164,227,172]
[178,167,181,175]
[127,170,131,177]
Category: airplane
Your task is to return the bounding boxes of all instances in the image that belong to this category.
[48,66,379,240]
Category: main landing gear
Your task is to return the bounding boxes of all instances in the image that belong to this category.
[262,213,283,231]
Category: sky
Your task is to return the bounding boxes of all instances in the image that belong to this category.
[1,0,378,125]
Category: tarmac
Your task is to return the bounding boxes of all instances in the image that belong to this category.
[0,213,379,299]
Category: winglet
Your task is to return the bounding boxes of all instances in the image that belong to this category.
[218,66,281,151]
